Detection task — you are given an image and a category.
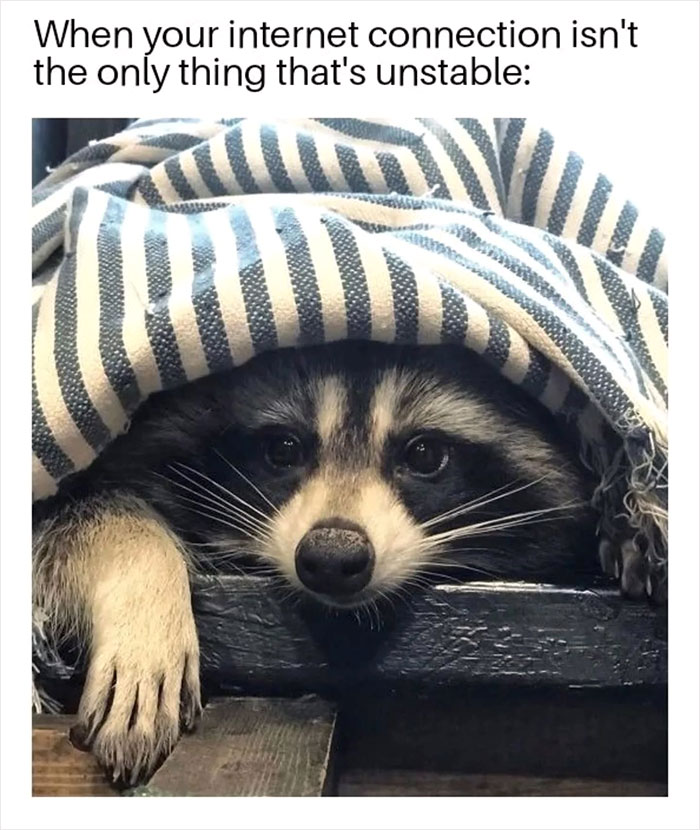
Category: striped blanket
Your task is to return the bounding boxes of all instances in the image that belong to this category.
[32,117,668,586]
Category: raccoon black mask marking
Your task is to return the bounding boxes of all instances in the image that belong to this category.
[47,341,598,607]
[33,341,599,783]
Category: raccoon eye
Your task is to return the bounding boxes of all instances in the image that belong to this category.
[263,433,305,470]
[402,435,449,478]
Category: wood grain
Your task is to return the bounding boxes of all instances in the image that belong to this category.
[36,576,667,693]
[136,696,337,796]
[190,575,667,693]
[32,715,118,797]
[337,686,667,782]
[337,769,668,797]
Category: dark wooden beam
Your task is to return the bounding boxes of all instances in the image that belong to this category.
[34,574,667,695]
[192,575,667,693]
[336,686,667,782]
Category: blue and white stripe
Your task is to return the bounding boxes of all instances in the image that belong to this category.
[31,117,668,570]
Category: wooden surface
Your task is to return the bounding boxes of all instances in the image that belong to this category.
[337,686,667,782]
[191,575,667,693]
[34,691,665,796]
[134,696,336,797]
[32,715,118,796]
[336,770,667,796]
[32,575,667,797]
[36,575,667,693]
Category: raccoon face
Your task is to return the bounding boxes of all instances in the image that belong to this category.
[95,342,596,608]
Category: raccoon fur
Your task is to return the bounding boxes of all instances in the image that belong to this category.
[33,341,603,783]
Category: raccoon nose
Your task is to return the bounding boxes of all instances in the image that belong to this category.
[295,521,375,597]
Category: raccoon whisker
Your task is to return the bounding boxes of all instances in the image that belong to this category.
[166,468,274,535]
[156,474,271,536]
[421,560,509,578]
[401,573,452,588]
[424,502,583,545]
[419,477,523,529]
[418,548,515,568]
[155,470,247,520]
[384,588,413,613]
[196,547,262,564]
[181,461,276,524]
[191,557,249,577]
[369,600,382,630]
[418,533,521,553]
[376,601,386,628]
[371,598,385,630]
[389,585,419,612]
[158,470,273,535]
[184,541,276,577]
[176,503,270,543]
[418,565,504,581]
[427,514,572,545]
[262,570,298,594]
[360,602,372,629]
[163,489,273,540]
[276,587,303,607]
[373,587,398,614]
[359,604,369,627]
[467,501,583,532]
[357,603,369,627]
[226,562,282,580]
[195,545,253,557]
[212,449,281,516]
[282,588,302,604]
[428,546,512,559]
[420,474,553,530]
[393,575,442,596]
[171,462,273,524]
[389,568,436,589]
[184,540,263,554]
[203,560,281,583]
[396,576,430,591]
[184,537,255,555]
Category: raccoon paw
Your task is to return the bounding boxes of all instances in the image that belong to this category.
[598,537,666,604]
[70,630,201,785]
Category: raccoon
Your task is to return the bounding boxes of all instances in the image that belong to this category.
[33,340,602,783]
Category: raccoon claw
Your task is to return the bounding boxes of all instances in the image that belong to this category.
[180,656,203,733]
[74,648,201,786]
[68,721,91,751]
[598,537,666,604]
[644,567,668,605]
[597,539,619,578]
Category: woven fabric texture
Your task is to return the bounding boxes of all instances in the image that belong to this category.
[31,117,668,571]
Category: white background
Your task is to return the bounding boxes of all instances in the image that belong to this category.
[1,1,698,828]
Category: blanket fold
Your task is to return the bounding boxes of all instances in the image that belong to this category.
[31,117,668,578]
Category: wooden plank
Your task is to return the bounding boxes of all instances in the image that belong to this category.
[133,696,336,797]
[337,686,667,782]
[35,575,667,694]
[337,770,668,797]
[32,715,119,797]
[189,575,667,692]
